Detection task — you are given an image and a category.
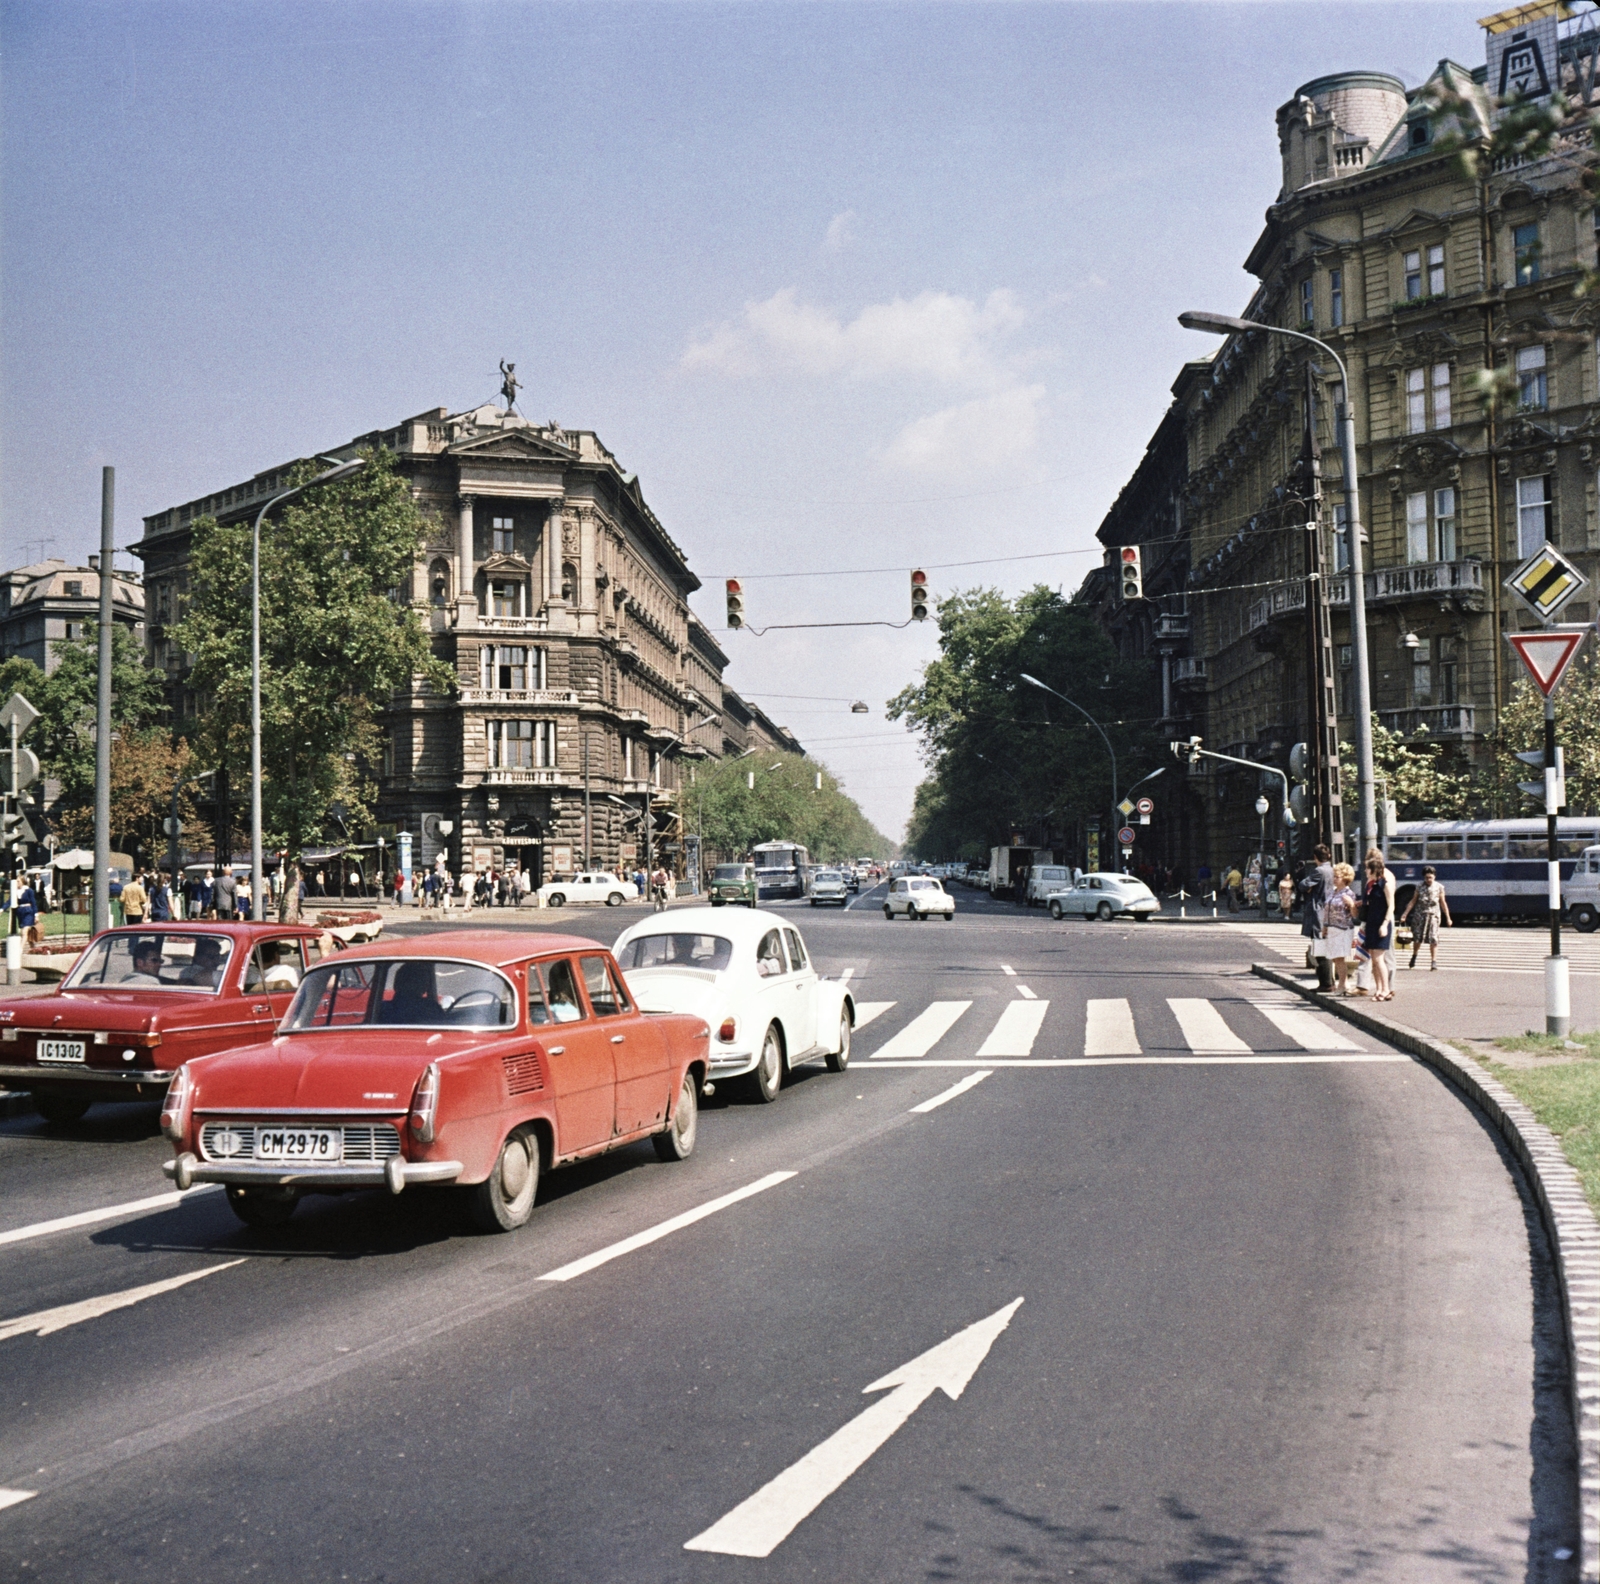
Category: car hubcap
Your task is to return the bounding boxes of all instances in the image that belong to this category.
[500,1138,531,1199]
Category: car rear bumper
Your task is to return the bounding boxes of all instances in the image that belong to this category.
[163,1154,464,1192]
[708,1048,758,1077]
[0,1063,176,1087]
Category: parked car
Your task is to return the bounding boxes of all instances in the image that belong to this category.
[1045,873,1160,922]
[1024,864,1073,908]
[883,876,956,921]
[536,872,637,908]
[708,863,759,908]
[160,931,710,1231]
[809,870,849,907]
[613,907,854,1103]
[0,923,334,1126]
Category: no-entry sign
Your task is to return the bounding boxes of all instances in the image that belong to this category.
[1506,626,1589,698]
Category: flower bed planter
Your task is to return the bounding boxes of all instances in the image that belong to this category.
[316,910,384,944]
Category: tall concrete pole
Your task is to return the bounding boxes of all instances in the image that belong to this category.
[92,467,114,934]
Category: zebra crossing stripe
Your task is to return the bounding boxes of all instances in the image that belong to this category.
[976,1001,1049,1057]
[1084,999,1139,1056]
[870,1001,971,1059]
[1252,1004,1362,1051]
[1167,998,1251,1054]
[852,1002,895,1029]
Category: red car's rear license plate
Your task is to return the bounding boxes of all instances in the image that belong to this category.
[37,1039,86,1065]
[253,1127,340,1162]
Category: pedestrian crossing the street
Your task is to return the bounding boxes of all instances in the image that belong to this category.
[852,989,1400,1066]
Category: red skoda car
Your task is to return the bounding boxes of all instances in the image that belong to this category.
[0,922,332,1125]
[160,931,710,1232]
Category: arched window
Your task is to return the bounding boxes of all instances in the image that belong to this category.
[429,558,451,607]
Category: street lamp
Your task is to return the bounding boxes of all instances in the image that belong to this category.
[1254,793,1271,919]
[1179,309,1376,858]
[251,455,366,920]
[1019,673,1119,856]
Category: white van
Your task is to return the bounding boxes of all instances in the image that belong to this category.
[1570,845,1600,933]
[1025,865,1073,908]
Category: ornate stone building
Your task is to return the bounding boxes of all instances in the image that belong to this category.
[1084,4,1600,877]
[0,558,145,674]
[135,402,802,882]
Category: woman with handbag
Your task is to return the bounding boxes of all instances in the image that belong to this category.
[1362,849,1395,1001]
[1324,862,1360,996]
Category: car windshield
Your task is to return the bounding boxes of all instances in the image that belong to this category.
[815,872,842,882]
[616,933,733,972]
[713,865,750,882]
[911,879,938,891]
[283,959,516,1030]
[64,933,236,993]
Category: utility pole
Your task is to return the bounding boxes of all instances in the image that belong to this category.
[582,730,591,869]
[93,467,115,933]
[1302,368,1345,864]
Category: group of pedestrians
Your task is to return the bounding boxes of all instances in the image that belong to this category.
[1298,843,1452,1000]
[415,864,534,915]
[119,868,250,923]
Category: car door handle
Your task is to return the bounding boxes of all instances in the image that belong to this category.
[252,1003,270,1015]
[548,1045,565,1055]
[611,1035,625,1044]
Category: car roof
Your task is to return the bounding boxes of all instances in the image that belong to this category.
[615,906,795,944]
[98,921,324,940]
[331,930,612,969]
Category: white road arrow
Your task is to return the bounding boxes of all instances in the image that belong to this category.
[684,1296,1023,1558]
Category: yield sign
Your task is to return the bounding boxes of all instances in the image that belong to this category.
[1506,626,1589,698]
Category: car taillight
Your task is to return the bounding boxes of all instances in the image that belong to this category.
[408,1062,440,1144]
[717,1017,737,1043]
[159,1063,193,1142]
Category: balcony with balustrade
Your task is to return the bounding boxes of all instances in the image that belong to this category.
[1375,705,1476,739]
[458,688,580,708]
[1249,560,1485,631]
[1172,658,1207,687]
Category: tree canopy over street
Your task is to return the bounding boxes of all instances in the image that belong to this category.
[888,586,1161,862]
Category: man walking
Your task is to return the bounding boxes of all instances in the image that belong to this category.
[212,868,236,922]
[121,871,148,926]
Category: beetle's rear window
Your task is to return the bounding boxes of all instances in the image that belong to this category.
[616,933,733,972]
[284,959,515,1030]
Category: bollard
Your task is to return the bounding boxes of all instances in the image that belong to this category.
[5,932,21,987]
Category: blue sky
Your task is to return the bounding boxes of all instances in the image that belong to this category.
[0,1,1491,838]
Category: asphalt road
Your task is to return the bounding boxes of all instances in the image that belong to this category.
[0,884,1579,1582]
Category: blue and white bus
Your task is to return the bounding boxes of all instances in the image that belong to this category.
[751,841,810,900]
[1382,817,1600,922]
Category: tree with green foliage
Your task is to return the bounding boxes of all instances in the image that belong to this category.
[1340,716,1475,825]
[171,450,455,919]
[887,586,1161,862]
[1483,664,1600,818]
[681,750,893,864]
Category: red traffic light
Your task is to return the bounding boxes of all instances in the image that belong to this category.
[726,578,742,593]
[911,569,927,585]
[1121,547,1138,564]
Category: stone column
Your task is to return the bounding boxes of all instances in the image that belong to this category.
[577,508,597,633]
[456,495,478,628]
[546,506,566,606]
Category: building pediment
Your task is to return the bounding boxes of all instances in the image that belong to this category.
[481,552,533,576]
[1381,326,1461,368]
[1500,415,1558,451]
[447,429,575,463]
[1377,208,1448,243]
[1389,435,1464,479]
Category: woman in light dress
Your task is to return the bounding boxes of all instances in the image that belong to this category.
[1400,865,1452,970]
[1323,862,1361,996]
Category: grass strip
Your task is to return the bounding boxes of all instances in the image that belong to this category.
[1483,1031,1600,1215]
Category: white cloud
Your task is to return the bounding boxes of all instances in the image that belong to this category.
[682,286,1026,387]
[823,209,856,253]
[879,384,1046,473]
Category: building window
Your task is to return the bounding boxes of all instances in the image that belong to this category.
[1406,368,1427,434]
[1434,486,1457,561]
[488,719,538,769]
[63,580,82,598]
[1300,278,1314,325]
[1517,474,1552,558]
[1333,502,1351,572]
[1413,637,1432,705]
[1514,221,1541,285]
[1517,344,1547,410]
[1427,243,1445,296]
[1337,643,1353,713]
[1329,268,1343,328]
[381,735,395,779]
[1404,249,1423,299]
[1406,491,1429,563]
[1432,361,1451,428]
[63,621,85,641]
[481,645,528,691]
[490,580,521,619]
[1437,635,1459,705]
[531,646,548,690]
[491,517,515,555]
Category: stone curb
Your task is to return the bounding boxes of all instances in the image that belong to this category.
[1253,961,1600,1581]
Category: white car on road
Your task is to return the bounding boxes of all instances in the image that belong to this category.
[883,876,956,921]
[536,872,639,908]
[809,870,850,906]
[613,907,855,1102]
[1045,872,1159,921]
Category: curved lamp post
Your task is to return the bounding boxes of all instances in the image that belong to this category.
[1019,673,1119,854]
[250,456,366,920]
[1178,309,1376,858]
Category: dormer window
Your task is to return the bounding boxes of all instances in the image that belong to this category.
[1409,120,1429,149]
[63,580,82,598]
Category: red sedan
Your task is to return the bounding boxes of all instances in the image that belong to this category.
[0,922,333,1125]
[160,931,711,1232]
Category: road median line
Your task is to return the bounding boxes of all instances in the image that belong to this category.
[1252,960,1600,1583]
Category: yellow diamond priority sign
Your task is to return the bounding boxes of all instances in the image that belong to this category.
[1506,543,1588,622]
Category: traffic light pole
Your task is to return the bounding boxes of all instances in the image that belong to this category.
[93,466,115,934]
[1545,697,1569,1037]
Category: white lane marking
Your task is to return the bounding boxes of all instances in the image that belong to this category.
[976,1001,1049,1057]
[1016,985,1038,1001]
[1000,964,1016,976]
[911,1071,994,1113]
[685,1297,1023,1557]
[839,969,855,984]
[862,1054,1412,1067]
[0,1488,36,1512]
[0,1186,223,1249]
[0,1260,247,1343]
[1084,999,1139,1056]
[1252,1004,1363,1051]
[539,1172,796,1283]
[852,1001,895,1029]
[869,1001,972,1059]
[1168,998,1251,1055]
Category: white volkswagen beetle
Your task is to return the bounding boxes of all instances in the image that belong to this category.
[612,907,854,1102]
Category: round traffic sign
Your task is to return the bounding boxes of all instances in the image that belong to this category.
[1116,825,1136,846]
[1135,797,1154,815]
